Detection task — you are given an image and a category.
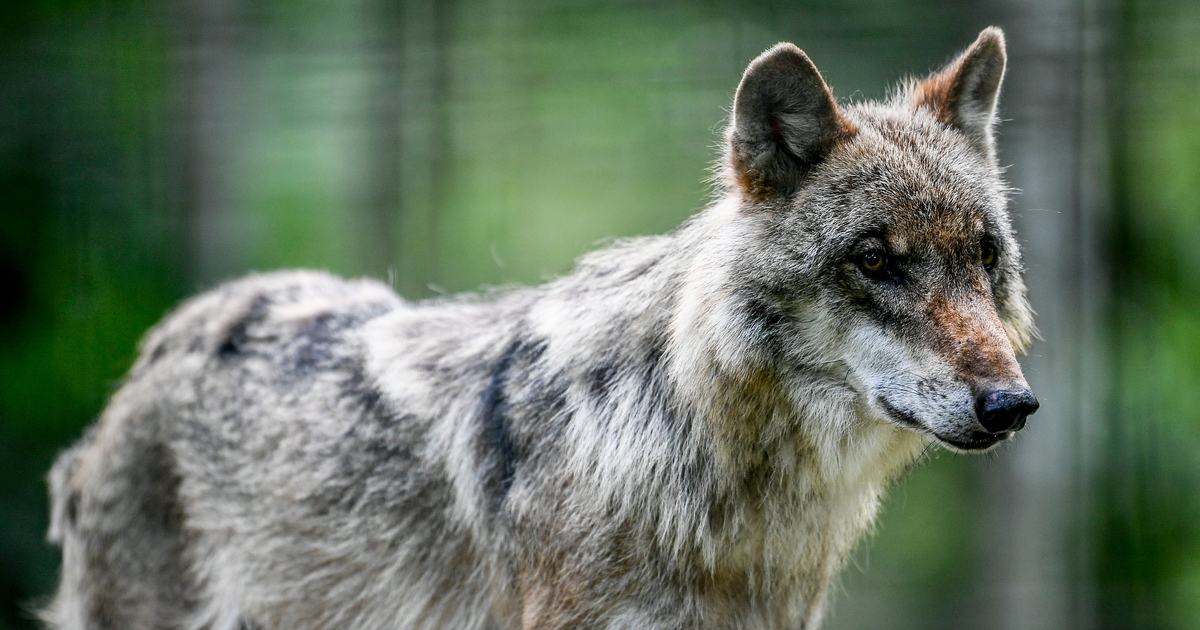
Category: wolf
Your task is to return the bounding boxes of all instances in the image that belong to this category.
[44,27,1037,630]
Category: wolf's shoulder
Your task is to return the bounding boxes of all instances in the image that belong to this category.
[130,270,404,376]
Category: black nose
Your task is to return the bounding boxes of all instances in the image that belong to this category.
[975,387,1040,434]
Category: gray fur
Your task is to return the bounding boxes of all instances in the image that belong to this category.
[46,28,1035,630]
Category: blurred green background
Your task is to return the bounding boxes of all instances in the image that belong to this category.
[0,0,1196,628]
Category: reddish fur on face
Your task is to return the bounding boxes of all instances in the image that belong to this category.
[907,27,1006,155]
[925,290,1023,389]
[911,65,963,128]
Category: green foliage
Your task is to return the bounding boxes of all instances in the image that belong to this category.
[1101,1,1200,627]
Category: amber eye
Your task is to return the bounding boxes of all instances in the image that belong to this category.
[981,242,998,271]
[859,251,887,275]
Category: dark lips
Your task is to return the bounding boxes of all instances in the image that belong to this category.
[878,398,1011,451]
[934,430,1010,451]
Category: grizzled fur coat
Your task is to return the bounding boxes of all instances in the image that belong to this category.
[45,27,1036,630]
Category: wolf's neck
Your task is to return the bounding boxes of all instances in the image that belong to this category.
[646,198,929,616]
[516,199,927,621]
[660,198,925,482]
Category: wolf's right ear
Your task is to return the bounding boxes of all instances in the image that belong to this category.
[729,44,854,201]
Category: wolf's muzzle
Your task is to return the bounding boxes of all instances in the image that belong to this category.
[974,387,1039,434]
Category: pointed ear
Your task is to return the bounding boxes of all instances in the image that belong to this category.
[913,27,1007,154]
[729,43,854,200]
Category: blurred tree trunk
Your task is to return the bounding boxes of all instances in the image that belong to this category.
[174,0,249,286]
[971,0,1109,628]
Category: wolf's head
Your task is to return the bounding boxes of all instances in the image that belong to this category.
[701,28,1036,452]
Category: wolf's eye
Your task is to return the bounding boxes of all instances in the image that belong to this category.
[981,242,998,271]
[859,251,888,276]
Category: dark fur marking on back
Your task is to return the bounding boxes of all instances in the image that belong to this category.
[303,362,431,517]
[145,339,170,366]
[217,295,272,358]
[281,302,393,378]
[479,336,550,510]
[587,360,616,401]
[289,312,353,376]
[480,339,522,511]
[336,366,399,430]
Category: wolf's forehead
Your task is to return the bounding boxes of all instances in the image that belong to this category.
[824,109,1003,246]
[876,182,991,254]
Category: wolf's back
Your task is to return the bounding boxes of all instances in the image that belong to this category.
[43,270,508,630]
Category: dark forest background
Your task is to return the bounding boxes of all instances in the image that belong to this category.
[1,0,1198,628]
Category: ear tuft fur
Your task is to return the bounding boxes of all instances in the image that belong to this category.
[729,43,854,201]
[911,27,1007,155]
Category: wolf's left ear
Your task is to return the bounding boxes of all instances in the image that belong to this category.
[912,27,1007,155]
[729,44,854,200]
